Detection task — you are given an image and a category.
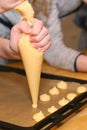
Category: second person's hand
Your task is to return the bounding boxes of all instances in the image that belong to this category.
[0,0,25,13]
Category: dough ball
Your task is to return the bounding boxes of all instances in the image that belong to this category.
[77,85,87,93]
[47,106,57,114]
[40,93,51,102]
[67,93,77,101]
[49,86,59,95]
[57,81,67,90]
[58,98,69,106]
[33,111,45,122]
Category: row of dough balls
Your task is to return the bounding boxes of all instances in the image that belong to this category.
[33,106,57,122]
[40,92,77,105]
[53,81,87,93]
[33,81,87,122]
[33,81,66,122]
[33,93,78,122]
[57,81,87,93]
[39,80,67,101]
[40,81,87,102]
[33,89,85,122]
[33,93,77,122]
[40,86,60,102]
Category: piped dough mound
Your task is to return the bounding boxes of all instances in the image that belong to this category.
[67,93,77,101]
[57,81,67,90]
[49,86,59,95]
[40,93,51,102]
[47,106,57,113]
[77,85,87,93]
[33,111,45,122]
[58,98,69,106]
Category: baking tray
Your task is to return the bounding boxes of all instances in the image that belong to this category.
[0,65,87,83]
[0,65,87,130]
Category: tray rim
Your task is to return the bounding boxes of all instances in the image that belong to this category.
[0,65,87,84]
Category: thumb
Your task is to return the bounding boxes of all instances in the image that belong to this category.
[17,20,32,34]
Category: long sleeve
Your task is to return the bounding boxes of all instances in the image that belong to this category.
[44,0,81,71]
[0,10,20,39]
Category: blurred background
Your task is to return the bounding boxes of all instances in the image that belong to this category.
[62,14,81,50]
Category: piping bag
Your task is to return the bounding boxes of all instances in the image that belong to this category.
[14,0,43,108]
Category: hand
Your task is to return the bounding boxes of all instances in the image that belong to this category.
[0,0,24,13]
[9,18,51,55]
[9,19,31,55]
[30,18,51,52]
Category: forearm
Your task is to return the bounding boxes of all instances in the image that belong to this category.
[44,41,81,72]
[76,54,87,72]
[0,38,20,59]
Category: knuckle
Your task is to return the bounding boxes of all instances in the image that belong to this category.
[34,36,40,42]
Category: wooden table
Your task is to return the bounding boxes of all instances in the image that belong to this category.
[0,54,87,129]
[7,60,87,80]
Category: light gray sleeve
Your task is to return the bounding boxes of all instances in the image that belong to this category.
[44,0,81,71]
[0,24,10,39]
[0,10,20,24]
[0,10,21,38]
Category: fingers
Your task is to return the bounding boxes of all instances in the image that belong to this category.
[38,41,51,52]
[31,34,51,51]
[31,18,43,36]
[10,18,51,53]
[30,26,48,42]
[30,19,51,51]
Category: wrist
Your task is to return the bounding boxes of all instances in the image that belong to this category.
[75,53,87,72]
[74,53,84,72]
[0,38,20,59]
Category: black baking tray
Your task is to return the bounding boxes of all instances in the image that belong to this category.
[0,65,87,130]
[0,65,87,84]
